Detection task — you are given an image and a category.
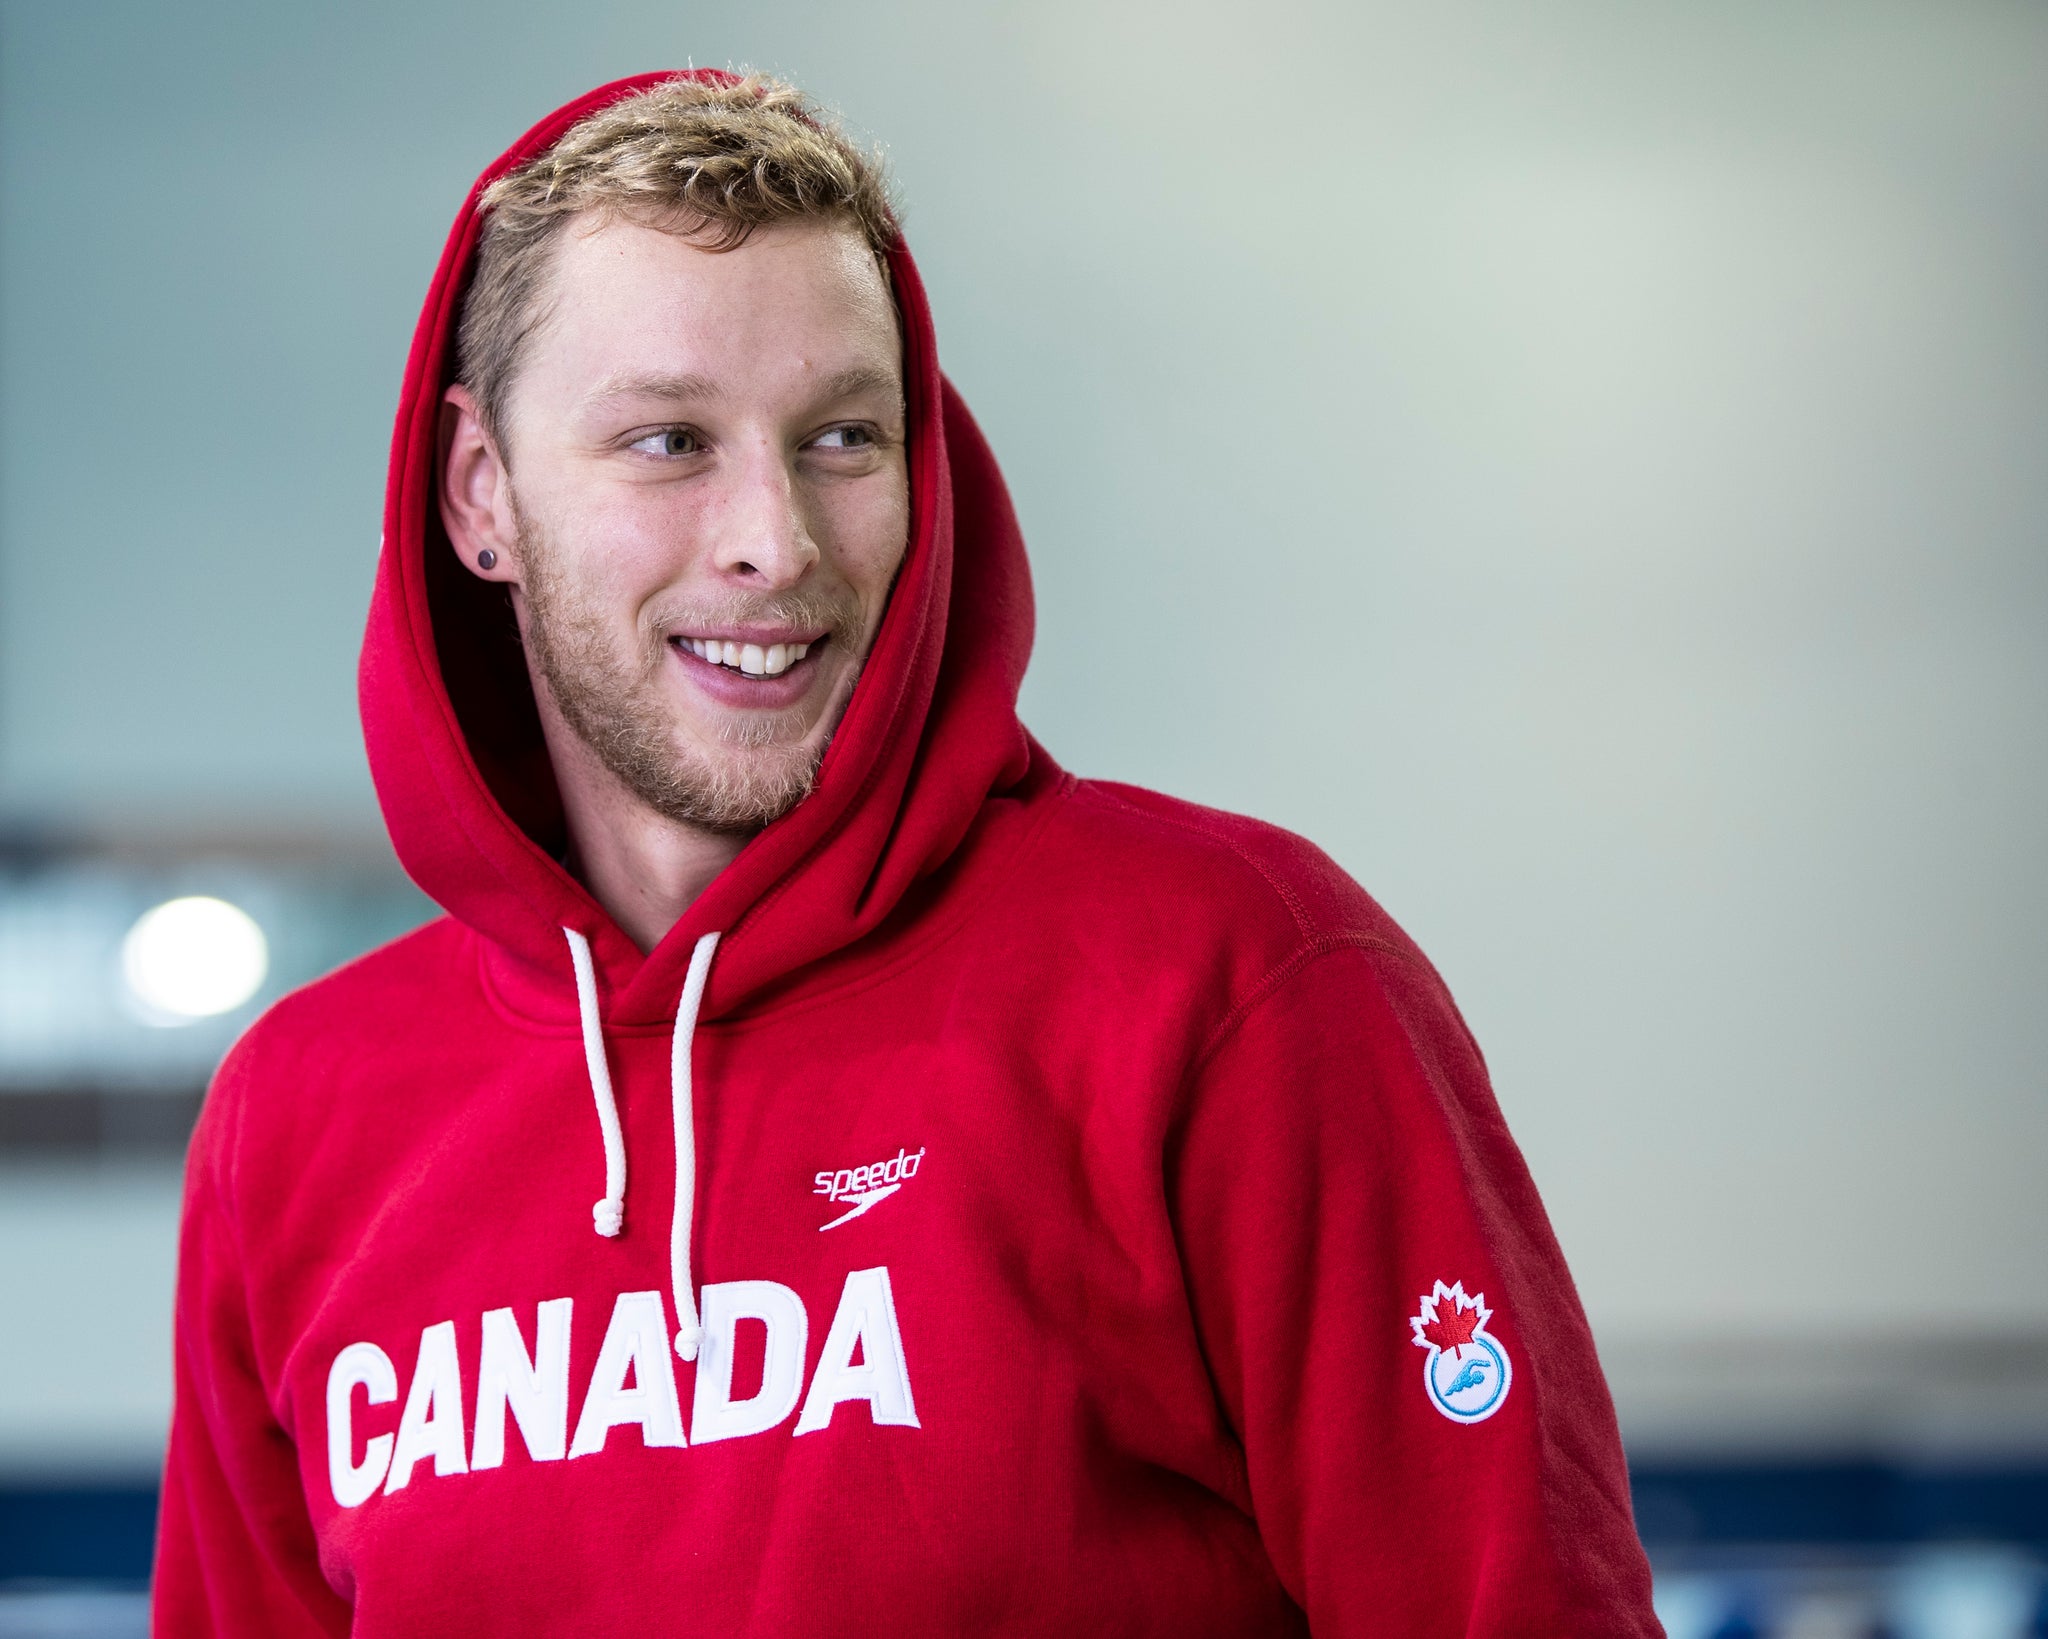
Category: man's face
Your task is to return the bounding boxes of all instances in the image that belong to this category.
[479,216,910,832]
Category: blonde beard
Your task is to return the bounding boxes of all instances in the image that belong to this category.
[516,508,862,834]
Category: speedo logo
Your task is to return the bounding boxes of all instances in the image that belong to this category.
[812,1146,926,1231]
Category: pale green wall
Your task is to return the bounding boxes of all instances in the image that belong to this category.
[3,1,2046,1464]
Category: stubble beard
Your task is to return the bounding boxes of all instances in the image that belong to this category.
[516,506,866,834]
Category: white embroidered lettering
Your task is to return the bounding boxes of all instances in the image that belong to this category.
[568,1290,686,1456]
[691,1281,809,1445]
[385,1321,469,1493]
[329,1271,917,1496]
[326,1341,397,1508]
[472,1298,572,1469]
[793,1266,919,1435]
[812,1147,925,1201]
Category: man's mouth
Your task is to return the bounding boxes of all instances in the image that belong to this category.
[674,636,820,679]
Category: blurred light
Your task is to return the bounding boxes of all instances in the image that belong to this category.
[120,896,268,1022]
[1892,1547,2041,1639]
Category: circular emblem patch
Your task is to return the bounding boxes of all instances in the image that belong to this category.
[1410,1280,1512,1425]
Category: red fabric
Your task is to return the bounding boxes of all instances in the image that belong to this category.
[154,72,1662,1636]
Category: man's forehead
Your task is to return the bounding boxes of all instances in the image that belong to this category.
[545,215,894,339]
[527,215,903,407]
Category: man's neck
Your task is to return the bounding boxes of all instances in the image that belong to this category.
[545,727,751,955]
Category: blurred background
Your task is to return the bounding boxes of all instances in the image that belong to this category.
[3,1,2045,1633]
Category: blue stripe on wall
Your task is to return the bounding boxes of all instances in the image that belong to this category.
[1630,1463,2048,1548]
[0,1486,157,1583]
[1,1467,2044,1584]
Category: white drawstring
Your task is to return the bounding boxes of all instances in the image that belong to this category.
[561,926,723,1363]
[564,928,626,1238]
[669,931,721,1361]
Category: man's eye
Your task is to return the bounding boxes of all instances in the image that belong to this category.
[813,425,874,450]
[630,429,700,456]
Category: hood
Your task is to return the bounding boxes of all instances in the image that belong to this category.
[359,71,1039,1028]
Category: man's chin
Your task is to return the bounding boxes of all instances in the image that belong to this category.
[620,736,828,834]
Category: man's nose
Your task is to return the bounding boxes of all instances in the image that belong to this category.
[712,441,820,589]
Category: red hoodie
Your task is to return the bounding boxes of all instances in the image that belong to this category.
[154,72,1662,1636]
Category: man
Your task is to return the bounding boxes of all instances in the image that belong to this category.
[156,71,1662,1635]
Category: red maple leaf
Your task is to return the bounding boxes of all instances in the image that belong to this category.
[1419,1289,1483,1359]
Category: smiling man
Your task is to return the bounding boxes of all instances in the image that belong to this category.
[155,73,1662,1636]
[441,195,911,947]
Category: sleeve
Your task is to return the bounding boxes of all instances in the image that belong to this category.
[153,1076,354,1636]
[1168,939,1662,1637]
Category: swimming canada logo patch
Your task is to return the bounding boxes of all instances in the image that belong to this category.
[1410,1280,1511,1424]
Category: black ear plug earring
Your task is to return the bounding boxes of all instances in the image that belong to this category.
[477,549,497,571]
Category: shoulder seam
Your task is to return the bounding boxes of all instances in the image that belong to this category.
[1072,782,1316,939]
[1192,933,1428,1073]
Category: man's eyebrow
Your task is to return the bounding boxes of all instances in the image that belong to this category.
[581,371,722,410]
[579,364,903,414]
[813,364,904,407]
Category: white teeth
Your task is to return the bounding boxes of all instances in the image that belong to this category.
[682,636,815,675]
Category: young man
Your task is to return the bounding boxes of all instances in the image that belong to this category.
[156,72,1662,1635]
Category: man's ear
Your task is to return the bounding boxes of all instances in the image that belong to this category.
[439,384,519,583]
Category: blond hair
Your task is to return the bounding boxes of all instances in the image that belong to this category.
[457,73,897,442]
